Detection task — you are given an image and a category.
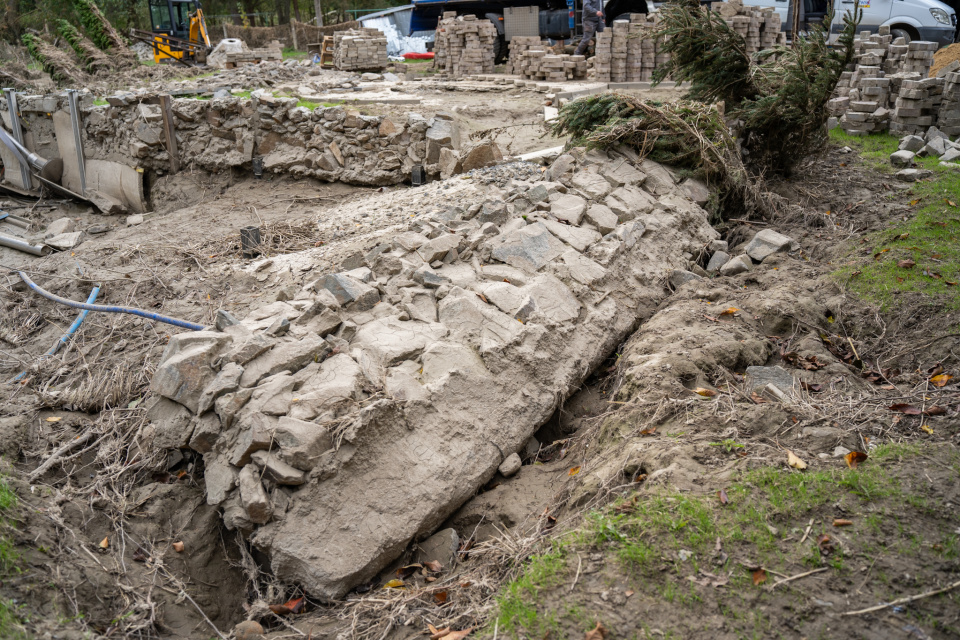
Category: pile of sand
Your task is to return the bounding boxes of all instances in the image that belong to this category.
[930,42,960,77]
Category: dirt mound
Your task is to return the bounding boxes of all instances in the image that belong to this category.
[930,42,960,77]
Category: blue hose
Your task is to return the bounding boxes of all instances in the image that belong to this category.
[10,286,100,384]
[18,271,206,332]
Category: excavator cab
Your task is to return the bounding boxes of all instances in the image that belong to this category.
[138,0,211,64]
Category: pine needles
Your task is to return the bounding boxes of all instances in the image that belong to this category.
[653,0,860,174]
[551,94,772,217]
[56,19,112,74]
[21,33,83,86]
[73,0,127,52]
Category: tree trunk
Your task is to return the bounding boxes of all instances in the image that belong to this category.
[292,0,302,23]
[314,0,323,26]
[275,0,290,25]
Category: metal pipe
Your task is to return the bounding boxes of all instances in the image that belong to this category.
[10,286,101,384]
[3,88,33,189]
[0,232,51,256]
[0,212,31,229]
[66,89,86,194]
[18,271,206,331]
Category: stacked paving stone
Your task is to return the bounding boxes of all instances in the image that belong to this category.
[714,0,782,53]
[939,71,960,136]
[891,77,946,135]
[507,36,543,75]
[333,28,388,71]
[902,40,938,75]
[516,50,587,81]
[433,14,498,78]
[610,19,629,82]
[593,29,613,82]
[625,16,645,82]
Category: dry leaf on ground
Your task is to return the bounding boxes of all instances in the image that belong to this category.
[844,451,868,469]
[787,450,807,470]
[584,621,607,640]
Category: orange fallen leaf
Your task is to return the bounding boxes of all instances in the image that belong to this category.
[625,589,635,597]
[921,424,934,434]
[898,259,916,269]
[719,307,739,317]
[383,579,405,589]
[172,541,184,553]
[46,416,62,422]
[752,568,767,585]
[423,560,443,573]
[640,427,657,436]
[99,537,109,549]
[429,626,451,640]
[269,595,305,616]
[443,628,473,640]
[930,373,953,387]
[433,590,448,605]
[568,466,581,476]
[718,489,729,505]
[844,451,868,469]
[833,519,853,527]
[584,621,607,640]
[786,450,807,470]
[694,387,718,397]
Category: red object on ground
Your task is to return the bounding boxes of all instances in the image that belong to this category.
[403,52,435,59]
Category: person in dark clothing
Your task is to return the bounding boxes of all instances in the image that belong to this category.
[575,0,605,56]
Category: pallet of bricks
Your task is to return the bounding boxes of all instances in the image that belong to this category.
[223,40,283,68]
[333,28,388,71]
[432,13,497,78]
[508,37,586,81]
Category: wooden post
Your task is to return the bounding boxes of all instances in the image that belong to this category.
[158,94,180,174]
[290,21,298,50]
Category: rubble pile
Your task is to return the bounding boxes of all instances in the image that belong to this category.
[938,70,960,135]
[433,13,498,78]
[889,125,960,169]
[147,149,720,599]
[891,76,945,135]
[333,28,388,71]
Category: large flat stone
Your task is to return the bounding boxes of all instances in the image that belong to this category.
[549,194,587,225]
[744,229,799,262]
[491,222,566,273]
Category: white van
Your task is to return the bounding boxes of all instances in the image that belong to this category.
[741,0,958,46]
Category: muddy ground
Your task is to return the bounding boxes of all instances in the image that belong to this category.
[0,63,958,640]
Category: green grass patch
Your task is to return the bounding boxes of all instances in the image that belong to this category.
[492,443,945,638]
[232,90,253,100]
[139,58,156,66]
[0,474,26,639]
[93,98,108,106]
[830,128,960,309]
[282,47,309,59]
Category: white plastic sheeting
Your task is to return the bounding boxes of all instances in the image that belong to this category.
[361,16,430,56]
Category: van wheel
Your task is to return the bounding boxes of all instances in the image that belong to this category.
[890,27,912,43]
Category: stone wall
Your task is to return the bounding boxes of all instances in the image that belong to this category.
[1,90,459,202]
[146,148,719,599]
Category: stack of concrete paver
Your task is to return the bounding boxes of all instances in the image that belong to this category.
[939,71,960,136]
[891,76,946,135]
[610,19,629,82]
[433,14,497,78]
[593,29,613,82]
[515,50,587,81]
[507,36,543,75]
[333,28,388,71]
[714,0,783,53]
[902,40,938,75]
[625,18,644,82]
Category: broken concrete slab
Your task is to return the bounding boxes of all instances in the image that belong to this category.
[152,332,232,413]
[539,219,601,253]
[239,464,273,524]
[315,273,380,311]
[584,204,618,234]
[460,140,503,172]
[45,231,83,251]
[549,193,587,225]
[491,222,567,272]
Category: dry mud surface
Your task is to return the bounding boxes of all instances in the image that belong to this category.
[0,73,958,640]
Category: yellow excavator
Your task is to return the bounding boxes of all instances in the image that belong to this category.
[131,0,212,65]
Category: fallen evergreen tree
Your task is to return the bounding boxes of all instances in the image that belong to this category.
[652,0,860,174]
[21,33,84,86]
[56,19,112,74]
[73,0,131,53]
